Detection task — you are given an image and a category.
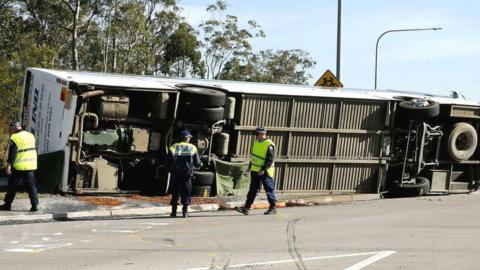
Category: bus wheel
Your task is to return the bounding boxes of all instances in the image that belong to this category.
[399,177,430,196]
[398,98,440,119]
[194,171,215,186]
[181,87,226,107]
[448,122,477,162]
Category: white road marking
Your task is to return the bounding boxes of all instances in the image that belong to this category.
[344,250,397,270]
[92,229,143,233]
[52,232,63,236]
[139,222,171,226]
[5,243,72,253]
[184,250,397,270]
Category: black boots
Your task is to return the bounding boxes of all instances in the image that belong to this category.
[264,206,277,215]
[234,206,250,215]
[171,205,188,218]
[182,206,188,218]
[170,205,177,217]
[0,203,38,212]
[0,203,11,211]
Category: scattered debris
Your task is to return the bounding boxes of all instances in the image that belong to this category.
[77,197,123,207]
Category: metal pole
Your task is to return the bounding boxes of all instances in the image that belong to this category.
[374,27,442,90]
[336,0,342,81]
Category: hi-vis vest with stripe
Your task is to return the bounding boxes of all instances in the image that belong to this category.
[169,142,198,157]
[10,131,37,171]
[250,139,275,177]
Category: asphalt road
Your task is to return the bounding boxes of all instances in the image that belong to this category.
[1,194,480,270]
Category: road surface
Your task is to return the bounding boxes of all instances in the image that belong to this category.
[1,194,479,269]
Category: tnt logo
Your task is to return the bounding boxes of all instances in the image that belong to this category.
[30,87,39,134]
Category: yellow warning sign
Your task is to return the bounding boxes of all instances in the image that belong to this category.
[314,69,343,88]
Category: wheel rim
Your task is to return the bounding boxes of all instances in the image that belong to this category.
[455,133,470,151]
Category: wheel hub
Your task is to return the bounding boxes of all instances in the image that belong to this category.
[406,98,430,108]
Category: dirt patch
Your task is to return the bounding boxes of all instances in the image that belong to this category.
[77,196,123,207]
[128,194,225,205]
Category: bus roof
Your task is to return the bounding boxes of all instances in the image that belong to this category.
[28,68,478,106]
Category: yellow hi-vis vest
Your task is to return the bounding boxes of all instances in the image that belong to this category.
[10,130,37,171]
[169,142,198,156]
[250,139,275,177]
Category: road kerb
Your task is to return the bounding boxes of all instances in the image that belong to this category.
[66,210,113,219]
[111,207,171,217]
[0,214,53,223]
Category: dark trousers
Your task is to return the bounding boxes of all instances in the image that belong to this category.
[170,172,193,207]
[245,171,277,208]
[4,170,39,206]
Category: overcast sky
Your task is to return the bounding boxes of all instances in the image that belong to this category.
[180,0,480,101]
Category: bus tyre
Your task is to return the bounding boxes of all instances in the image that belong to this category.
[192,185,211,197]
[202,107,225,122]
[181,87,226,107]
[400,177,430,196]
[398,99,440,119]
[180,106,225,122]
[194,171,215,186]
[448,122,477,162]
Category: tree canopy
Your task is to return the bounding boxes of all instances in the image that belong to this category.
[0,0,317,157]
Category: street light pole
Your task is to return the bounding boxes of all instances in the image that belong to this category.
[336,0,342,81]
[374,27,442,89]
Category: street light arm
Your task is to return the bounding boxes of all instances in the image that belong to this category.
[374,27,442,89]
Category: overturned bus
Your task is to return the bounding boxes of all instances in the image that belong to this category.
[20,68,480,196]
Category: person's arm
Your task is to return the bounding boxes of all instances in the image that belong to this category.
[166,145,174,173]
[193,151,202,169]
[6,139,17,175]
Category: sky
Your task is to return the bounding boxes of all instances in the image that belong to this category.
[179,0,480,101]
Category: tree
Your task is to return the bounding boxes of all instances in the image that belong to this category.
[220,49,316,84]
[163,22,202,77]
[0,3,56,159]
[199,0,264,79]
[61,0,101,70]
[19,0,70,66]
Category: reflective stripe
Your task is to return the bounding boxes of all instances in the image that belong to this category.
[169,142,198,157]
[251,153,266,160]
[17,147,36,153]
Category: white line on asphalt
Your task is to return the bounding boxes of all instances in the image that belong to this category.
[344,251,397,270]
[139,222,171,226]
[184,250,397,270]
[92,229,142,233]
[5,243,72,253]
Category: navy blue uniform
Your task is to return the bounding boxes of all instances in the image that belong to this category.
[167,142,201,207]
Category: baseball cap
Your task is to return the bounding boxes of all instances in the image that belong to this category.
[254,126,266,134]
[180,130,192,138]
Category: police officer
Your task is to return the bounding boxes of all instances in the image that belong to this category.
[235,127,277,215]
[0,121,39,212]
[167,130,201,218]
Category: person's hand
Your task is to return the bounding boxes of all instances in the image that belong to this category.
[257,170,265,176]
[243,169,251,176]
[5,165,11,176]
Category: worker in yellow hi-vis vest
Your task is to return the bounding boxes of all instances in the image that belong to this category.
[235,127,277,215]
[167,130,202,218]
[0,121,39,212]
